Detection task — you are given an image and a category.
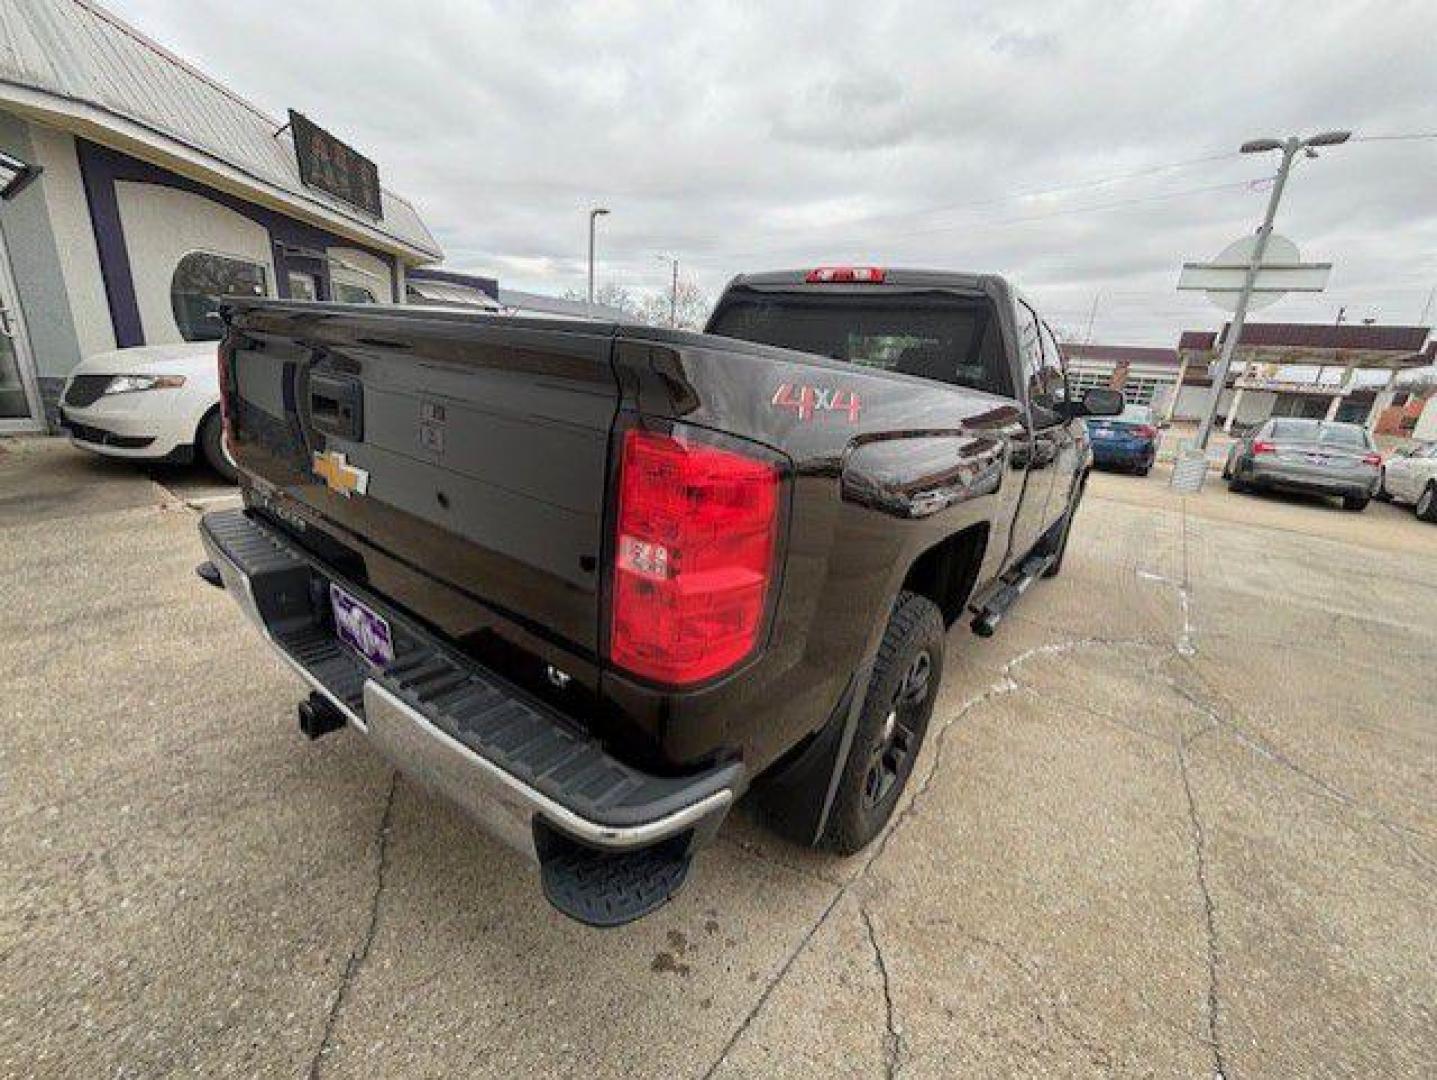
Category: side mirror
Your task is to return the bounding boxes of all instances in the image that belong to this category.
[1080,388,1124,417]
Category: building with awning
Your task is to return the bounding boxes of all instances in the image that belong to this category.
[1174,321,1431,430]
[1060,344,1181,407]
[1065,322,1431,432]
[0,0,442,430]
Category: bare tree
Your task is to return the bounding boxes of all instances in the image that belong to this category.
[566,278,711,329]
[637,277,710,330]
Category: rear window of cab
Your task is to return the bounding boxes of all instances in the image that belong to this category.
[707,290,1012,398]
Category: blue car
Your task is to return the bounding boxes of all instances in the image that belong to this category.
[1086,403,1159,475]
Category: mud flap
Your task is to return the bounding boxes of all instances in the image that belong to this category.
[754,662,871,847]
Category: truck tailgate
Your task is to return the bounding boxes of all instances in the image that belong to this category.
[222,304,618,677]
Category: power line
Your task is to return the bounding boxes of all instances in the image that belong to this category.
[684,176,1266,263]
[764,149,1245,235]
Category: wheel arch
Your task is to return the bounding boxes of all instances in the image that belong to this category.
[899,522,989,628]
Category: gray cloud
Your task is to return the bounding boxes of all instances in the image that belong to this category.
[108,0,1437,342]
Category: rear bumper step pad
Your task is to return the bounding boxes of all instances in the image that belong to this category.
[199,507,742,925]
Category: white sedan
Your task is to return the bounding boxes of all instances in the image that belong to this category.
[1379,442,1437,522]
[57,341,234,481]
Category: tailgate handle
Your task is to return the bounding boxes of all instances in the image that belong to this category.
[309,373,363,441]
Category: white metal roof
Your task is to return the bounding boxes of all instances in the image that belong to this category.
[0,0,442,262]
[407,279,504,311]
[498,287,629,321]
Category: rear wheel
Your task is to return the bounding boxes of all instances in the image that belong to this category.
[1342,494,1369,513]
[819,592,944,855]
[1375,471,1392,502]
[1227,472,1250,494]
[198,409,238,483]
[1417,483,1437,523]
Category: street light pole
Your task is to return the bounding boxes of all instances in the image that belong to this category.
[1195,141,1297,450]
[1194,130,1349,450]
[587,207,609,313]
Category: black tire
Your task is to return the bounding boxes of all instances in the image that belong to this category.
[1341,494,1369,513]
[1417,483,1437,523]
[1375,471,1392,502]
[819,592,944,855]
[1136,462,1151,477]
[198,409,238,483]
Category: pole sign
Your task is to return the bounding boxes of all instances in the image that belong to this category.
[289,110,383,219]
[1177,234,1329,312]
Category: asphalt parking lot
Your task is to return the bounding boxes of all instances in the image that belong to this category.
[3,437,1434,1079]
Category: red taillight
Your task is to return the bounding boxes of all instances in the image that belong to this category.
[1252,439,1276,455]
[1135,424,1158,439]
[804,266,886,284]
[1362,451,1382,466]
[609,428,781,686]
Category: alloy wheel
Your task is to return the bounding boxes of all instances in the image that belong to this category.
[862,649,932,809]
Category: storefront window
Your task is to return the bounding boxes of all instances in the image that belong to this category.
[171,252,268,341]
[332,281,377,304]
[287,271,318,301]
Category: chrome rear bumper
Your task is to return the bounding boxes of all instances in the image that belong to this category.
[198,507,740,923]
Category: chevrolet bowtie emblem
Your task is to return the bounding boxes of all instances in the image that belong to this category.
[312,450,369,497]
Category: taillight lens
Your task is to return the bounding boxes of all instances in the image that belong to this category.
[1362,451,1382,466]
[610,427,781,686]
[1252,439,1276,455]
[1135,424,1158,439]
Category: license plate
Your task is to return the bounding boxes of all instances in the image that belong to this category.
[330,584,394,668]
[1306,453,1329,465]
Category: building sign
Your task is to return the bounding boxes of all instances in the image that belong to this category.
[289,110,382,219]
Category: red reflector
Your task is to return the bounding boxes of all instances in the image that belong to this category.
[1252,440,1276,455]
[804,266,887,284]
[610,428,781,686]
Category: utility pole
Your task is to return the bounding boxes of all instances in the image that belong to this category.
[587,207,609,313]
[1194,130,1350,450]
[655,254,679,327]
[670,257,679,327]
[1083,290,1102,344]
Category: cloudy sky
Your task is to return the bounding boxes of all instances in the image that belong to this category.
[109,0,1437,344]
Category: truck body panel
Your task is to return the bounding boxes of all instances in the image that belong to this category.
[206,267,1105,924]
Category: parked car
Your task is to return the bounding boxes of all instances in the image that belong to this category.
[1086,402,1158,474]
[58,342,234,481]
[1378,442,1437,522]
[1222,418,1380,511]
[196,267,1121,926]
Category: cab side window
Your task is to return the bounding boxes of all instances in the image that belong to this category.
[1038,320,1069,408]
[1017,301,1063,424]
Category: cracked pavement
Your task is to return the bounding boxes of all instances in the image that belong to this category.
[3,439,1435,1078]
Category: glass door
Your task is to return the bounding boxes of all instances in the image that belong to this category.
[0,224,42,431]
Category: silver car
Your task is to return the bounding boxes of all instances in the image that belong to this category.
[1222,418,1381,511]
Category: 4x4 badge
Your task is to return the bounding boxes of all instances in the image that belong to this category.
[312,449,369,497]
